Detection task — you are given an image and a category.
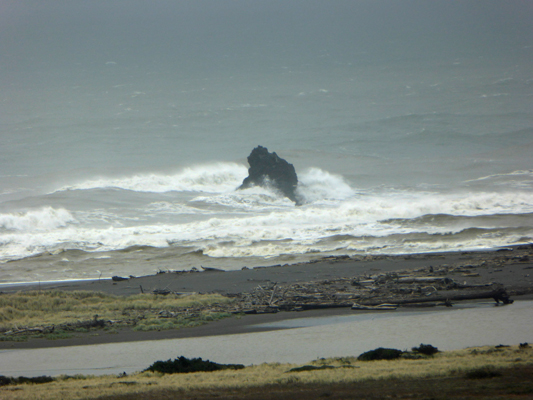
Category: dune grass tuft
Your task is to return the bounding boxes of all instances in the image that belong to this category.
[0,290,234,338]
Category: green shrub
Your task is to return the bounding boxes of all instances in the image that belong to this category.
[357,348,403,361]
[144,356,245,374]
[411,343,439,356]
[288,365,336,372]
[0,375,54,386]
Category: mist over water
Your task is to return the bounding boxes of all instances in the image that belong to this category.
[1,1,533,283]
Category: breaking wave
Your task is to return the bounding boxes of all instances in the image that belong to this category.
[297,168,355,203]
[464,170,533,183]
[54,163,359,204]
[3,163,533,281]
[2,189,533,262]
[0,207,77,232]
[56,163,248,194]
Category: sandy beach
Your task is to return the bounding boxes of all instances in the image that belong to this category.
[1,244,532,351]
[2,244,533,400]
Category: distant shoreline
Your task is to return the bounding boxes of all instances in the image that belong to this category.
[2,244,532,295]
[0,277,98,289]
[1,244,527,289]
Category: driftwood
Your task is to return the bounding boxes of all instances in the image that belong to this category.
[399,302,444,308]
[359,288,513,307]
[396,277,454,284]
[4,327,49,336]
[152,289,171,295]
[3,316,108,337]
[352,303,398,311]
[201,266,225,272]
[8,253,530,338]
[225,263,522,315]
[276,302,353,311]
[268,285,277,306]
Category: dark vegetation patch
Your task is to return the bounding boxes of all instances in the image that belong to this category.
[357,347,403,361]
[144,356,244,374]
[0,375,54,386]
[288,365,337,372]
[286,364,360,373]
[411,343,439,356]
[465,367,503,379]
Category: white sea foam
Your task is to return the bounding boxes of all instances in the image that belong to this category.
[464,170,533,183]
[463,171,533,190]
[193,186,295,210]
[55,165,358,205]
[56,163,248,194]
[2,163,533,267]
[297,168,355,203]
[145,201,213,215]
[189,167,356,208]
[2,189,532,263]
[0,207,77,232]
[354,191,533,219]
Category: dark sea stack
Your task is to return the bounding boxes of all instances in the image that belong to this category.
[239,146,299,203]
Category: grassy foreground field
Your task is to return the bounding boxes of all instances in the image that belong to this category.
[1,345,532,400]
[0,290,234,340]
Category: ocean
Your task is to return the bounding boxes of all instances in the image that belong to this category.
[1,1,532,284]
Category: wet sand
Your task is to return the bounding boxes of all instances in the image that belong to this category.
[5,246,533,296]
[1,245,533,350]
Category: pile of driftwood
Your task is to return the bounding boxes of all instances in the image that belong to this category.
[3,315,107,337]
[3,257,527,338]
[221,266,515,315]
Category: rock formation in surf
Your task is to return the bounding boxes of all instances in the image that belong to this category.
[238,146,299,203]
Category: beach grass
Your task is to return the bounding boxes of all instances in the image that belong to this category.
[1,345,532,399]
[0,290,234,338]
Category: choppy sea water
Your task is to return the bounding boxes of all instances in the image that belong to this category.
[1,2,532,284]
